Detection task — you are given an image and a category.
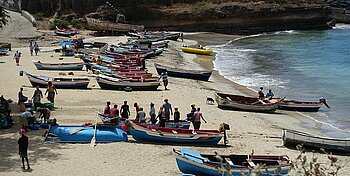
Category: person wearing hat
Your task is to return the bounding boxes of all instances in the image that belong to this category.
[258,87,264,100]
[162,99,173,121]
[173,107,180,128]
[149,102,156,124]
[20,108,33,130]
[18,129,30,170]
[45,81,58,104]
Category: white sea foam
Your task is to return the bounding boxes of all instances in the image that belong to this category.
[333,23,350,29]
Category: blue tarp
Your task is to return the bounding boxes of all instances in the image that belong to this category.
[58,41,75,46]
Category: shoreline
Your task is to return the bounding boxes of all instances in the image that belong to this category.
[1,32,350,175]
[185,32,350,138]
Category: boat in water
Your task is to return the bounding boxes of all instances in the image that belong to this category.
[174,148,291,176]
[271,97,330,112]
[46,125,128,143]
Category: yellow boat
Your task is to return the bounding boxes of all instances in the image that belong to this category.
[181,47,213,55]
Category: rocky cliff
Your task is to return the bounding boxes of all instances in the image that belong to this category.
[18,0,334,34]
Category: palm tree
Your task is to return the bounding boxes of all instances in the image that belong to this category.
[0,6,9,29]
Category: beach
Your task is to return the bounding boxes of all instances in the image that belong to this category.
[1,27,350,176]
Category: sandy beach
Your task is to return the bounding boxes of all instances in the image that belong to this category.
[0,22,349,175]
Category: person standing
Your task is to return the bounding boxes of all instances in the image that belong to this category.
[162,99,173,121]
[159,71,168,90]
[45,81,58,104]
[120,101,130,120]
[157,107,166,127]
[133,102,141,120]
[18,129,30,170]
[173,107,180,128]
[13,50,22,66]
[149,103,156,124]
[193,108,207,130]
[180,32,184,42]
[34,42,40,56]
[29,41,34,56]
[137,107,146,123]
[32,86,43,110]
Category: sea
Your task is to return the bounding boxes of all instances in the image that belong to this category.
[208,24,350,135]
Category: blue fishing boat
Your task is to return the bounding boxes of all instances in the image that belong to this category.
[0,48,9,55]
[174,148,291,176]
[129,122,223,145]
[46,125,128,143]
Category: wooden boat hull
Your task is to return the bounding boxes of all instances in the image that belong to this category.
[33,60,84,70]
[25,72,90,89]
[155,63,212,81]
[282,129,350,153]
[47,125,128,143]
[277,100,321,112]
[129,122,222,145]
[85,17,144,32]
[0,48,9,55]
[215,92,278,112]
[0,42,11,51]
[175,148,291,176]
[96,77,160,91]
[181,47,213,55]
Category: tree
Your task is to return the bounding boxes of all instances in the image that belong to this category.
[0,6,9,29]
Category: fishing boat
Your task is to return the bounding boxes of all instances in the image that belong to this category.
[96,75,160,91]
[23,72,90,89]
[215,92,280,112]
[46,125,128,143]
[271,98,330,112]
[174,148,291,176]
[55,26,79,35]
[33,60,84,70]
[98,113,191,129]
[0,48,9,55]
[282,129,350,153]
[181,47,213,55]
[85,17,144,33]
[155,63,212,81]
[0,42,11,51]
[54,30,72,37]
[128,122,223,145]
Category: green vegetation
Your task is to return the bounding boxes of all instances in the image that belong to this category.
[48,17,83,30]
[0,6,9,29]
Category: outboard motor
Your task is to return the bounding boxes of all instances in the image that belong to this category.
[319,97,330,109]
[219,123,230,145]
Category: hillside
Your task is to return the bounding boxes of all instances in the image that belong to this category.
[19,0,342,34]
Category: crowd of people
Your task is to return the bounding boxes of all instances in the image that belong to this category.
[102,98,207,130]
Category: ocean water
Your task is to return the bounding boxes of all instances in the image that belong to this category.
[209,24,350,134]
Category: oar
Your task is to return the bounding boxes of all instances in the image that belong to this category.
[90,112,98,147]
[70,127,85,135]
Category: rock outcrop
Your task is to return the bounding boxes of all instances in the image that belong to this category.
[18,0,336,34]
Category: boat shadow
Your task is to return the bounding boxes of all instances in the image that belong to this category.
[217,106,280,114]
[128,140,232,148]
